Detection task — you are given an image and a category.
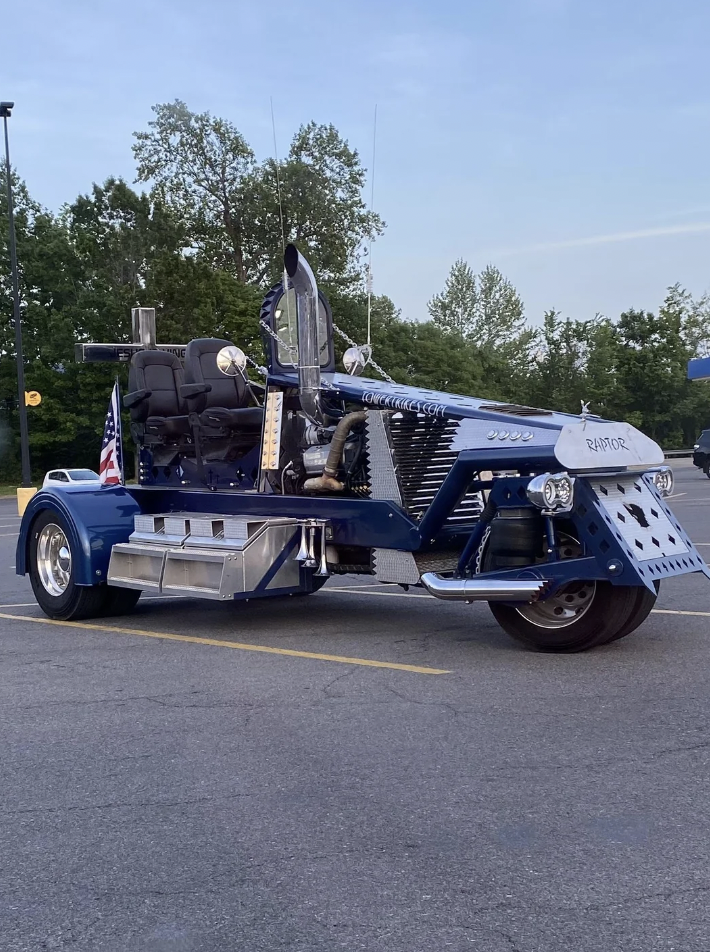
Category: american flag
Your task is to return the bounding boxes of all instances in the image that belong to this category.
[99,381,123,485]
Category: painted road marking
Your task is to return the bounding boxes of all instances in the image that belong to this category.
[0,612,450,675]
[652,608,710,618]
[0,524,20,528]
[0,532,19,537]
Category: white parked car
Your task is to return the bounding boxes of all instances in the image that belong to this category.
[43,469,101,488]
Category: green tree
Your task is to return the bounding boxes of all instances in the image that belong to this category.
[132,101,255,281]
[133,103,383,288]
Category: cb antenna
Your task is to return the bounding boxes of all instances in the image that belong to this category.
[270,97,292,329]
[366,104,377,348]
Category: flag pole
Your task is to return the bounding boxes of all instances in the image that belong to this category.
[115,375,124,485]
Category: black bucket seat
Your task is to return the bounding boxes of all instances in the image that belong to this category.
[124,350,191,442]
[181,338,263,431]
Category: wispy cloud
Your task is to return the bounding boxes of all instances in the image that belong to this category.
[484,222,710,258]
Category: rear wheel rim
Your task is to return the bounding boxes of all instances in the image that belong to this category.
[516,581,596,629]
[37,524,72,596]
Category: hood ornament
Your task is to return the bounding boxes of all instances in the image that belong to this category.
[580,400,591,426]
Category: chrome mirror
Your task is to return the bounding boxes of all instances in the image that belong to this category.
[343,344,372,376]
[216,345,247,377]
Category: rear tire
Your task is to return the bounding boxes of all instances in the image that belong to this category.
[489,582,639,652]
[606,582,659,643]
[29,510,109,621]
[101,587,141,617]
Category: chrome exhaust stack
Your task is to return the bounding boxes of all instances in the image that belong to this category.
[420,573,549,602]
[284,243,325,426]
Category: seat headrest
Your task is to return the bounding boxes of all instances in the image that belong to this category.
[131,349,183,371]
[185,338,232,362]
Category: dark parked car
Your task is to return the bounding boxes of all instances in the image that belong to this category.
[693,429,710,476]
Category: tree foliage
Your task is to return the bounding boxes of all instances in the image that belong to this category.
[133,101,383,289]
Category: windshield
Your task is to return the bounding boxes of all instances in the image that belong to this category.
[273,288,330,369]
[67,470,99,480]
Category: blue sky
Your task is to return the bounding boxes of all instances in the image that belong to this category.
[4,0,710,326]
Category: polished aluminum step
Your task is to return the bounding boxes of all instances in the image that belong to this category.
[109,514,303,598]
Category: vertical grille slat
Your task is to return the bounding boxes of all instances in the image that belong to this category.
[385,413,484,525]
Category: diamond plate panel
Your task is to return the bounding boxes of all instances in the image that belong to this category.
[373,548,419,584]
[365,409,402,505]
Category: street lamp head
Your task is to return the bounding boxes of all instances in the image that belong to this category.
[0,102,15,118]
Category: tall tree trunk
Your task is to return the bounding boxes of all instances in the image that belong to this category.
[223,207,246,283]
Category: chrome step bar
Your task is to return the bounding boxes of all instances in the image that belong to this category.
[420,573,548,602]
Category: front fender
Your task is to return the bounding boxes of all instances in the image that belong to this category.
[16,486,141,586]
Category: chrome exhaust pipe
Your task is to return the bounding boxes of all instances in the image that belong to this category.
[420,573,549,602]
[284,243,324,425]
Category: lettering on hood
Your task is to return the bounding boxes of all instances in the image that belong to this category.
[585,435,629,454]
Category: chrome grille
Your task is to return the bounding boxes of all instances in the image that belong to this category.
[386,413,484,525]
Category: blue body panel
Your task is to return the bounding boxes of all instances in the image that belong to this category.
[16,487,141,585]
[16,485,419,585]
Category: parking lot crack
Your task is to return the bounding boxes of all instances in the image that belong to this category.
[0,791,251,817]
[323,668,358,698]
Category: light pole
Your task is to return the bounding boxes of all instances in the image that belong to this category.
[1,101,32,489]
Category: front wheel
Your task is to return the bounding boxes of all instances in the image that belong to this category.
[489,581,642,652]
[29,510,108,621]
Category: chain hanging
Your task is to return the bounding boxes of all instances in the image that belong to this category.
[257,319,337,391]
[259,318,297,359]
[259,317,395,388]
[332,322,396,384]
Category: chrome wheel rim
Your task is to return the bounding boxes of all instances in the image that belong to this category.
[37,524,72,596]
[516,580,596,629]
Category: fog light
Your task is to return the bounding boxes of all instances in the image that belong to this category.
[651,466,674,497]
[527,472,575,512]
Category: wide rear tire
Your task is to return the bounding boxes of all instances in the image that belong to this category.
[29,510,109,621]
[488,581,640,652]
[101,587,141,617]
[606,582,659,643]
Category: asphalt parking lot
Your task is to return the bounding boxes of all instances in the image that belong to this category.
[2,460,710,952]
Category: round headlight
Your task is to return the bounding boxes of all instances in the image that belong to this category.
[527,472,575,512]
[554,475,574,507]
[542,478,557,507]
[652,466,673,497]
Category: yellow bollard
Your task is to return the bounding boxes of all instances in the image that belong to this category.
[17,487,37,517]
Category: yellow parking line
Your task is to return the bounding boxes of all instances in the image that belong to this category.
[0,612,449,675]
[652,608,710,618]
